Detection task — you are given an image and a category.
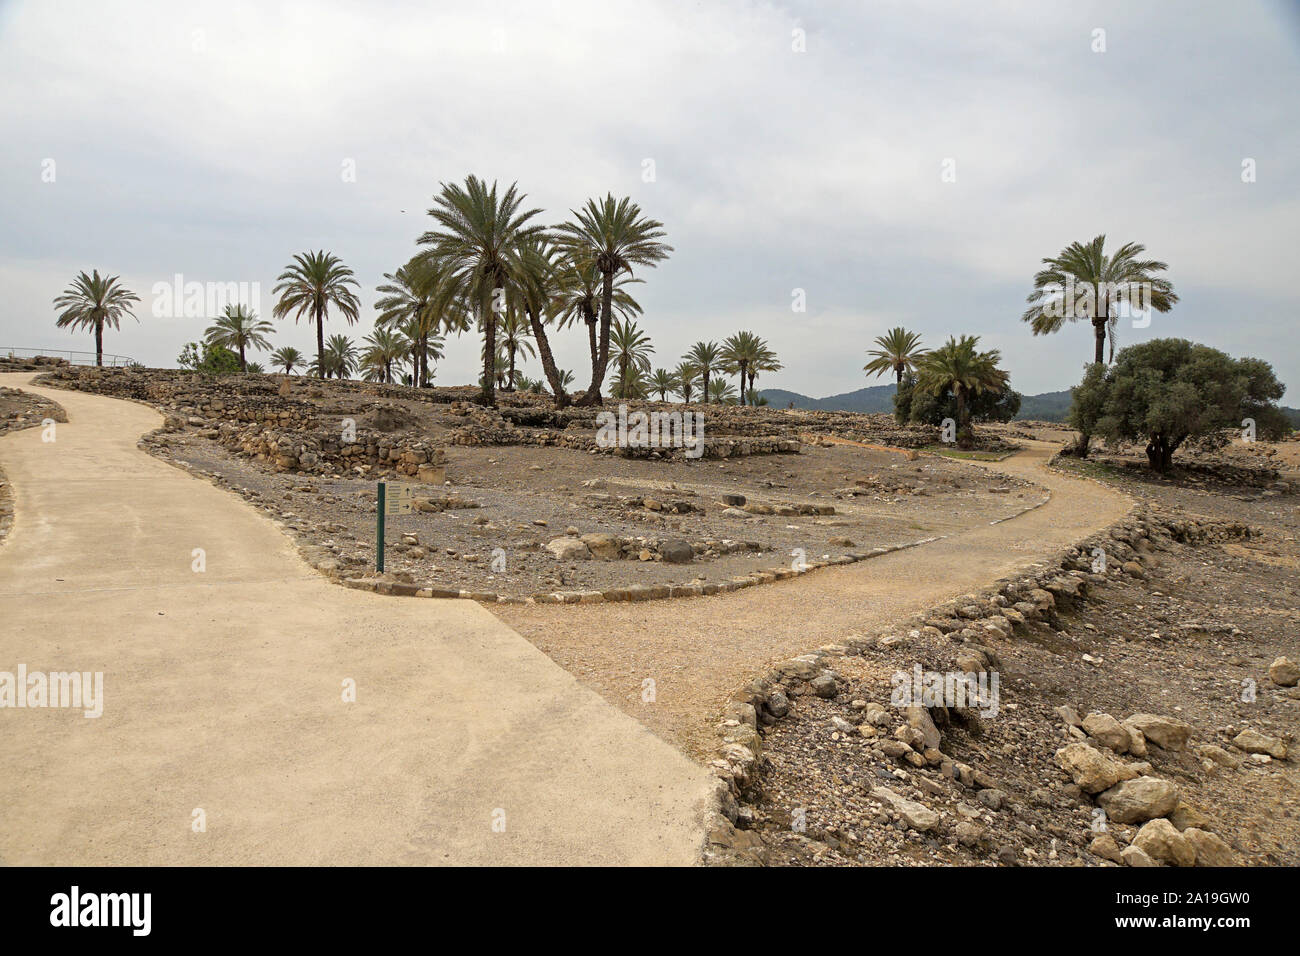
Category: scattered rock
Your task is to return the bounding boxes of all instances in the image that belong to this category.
[1268,656,1300,687]
[1133,818,1195,867]
[1232,727,1287,759]
[1124,713,1191,751]
[1097,777,1179,824]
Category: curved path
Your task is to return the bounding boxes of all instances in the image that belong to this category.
[496,441,1133,759]
[0,373,711,865]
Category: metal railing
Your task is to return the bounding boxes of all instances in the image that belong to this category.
[1,348,136,368]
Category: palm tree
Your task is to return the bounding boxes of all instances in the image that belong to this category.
[721,331,766,406]
[673,362,700,404]
[747,341,782,402]
[395,316,444,384]
[204,304,274,371]
[687,341,721,403]
[863,327,928,386]
[514,237,575,406]
[495,309,536,390]
[915,335,1009,447]
[271,346,304,375]
[553,259,643,399]
[361,327,407,384]
[555,194,673,406]
[273,250,361,378]
[419,175,544,406]
[708,378,737,405]
[612,363,649,400]
[1022,235,1178,365]
[375,257,454,387]
[649,368,676,402]
[246,362,266,374]
[52,270,140,366]
[609,317,654,393]
[310,334,358,379]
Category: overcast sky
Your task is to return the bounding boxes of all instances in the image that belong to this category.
[1,0,1297,399]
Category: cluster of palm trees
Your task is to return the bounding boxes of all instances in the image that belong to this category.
[597,323,782,405]
[864,326,1008,442]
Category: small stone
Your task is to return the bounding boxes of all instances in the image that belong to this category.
[810,674,839,699]
[870,786,940,832]
[1232,727,1287,759]
[1089,833,1124,864]
[1121,845,1159,868]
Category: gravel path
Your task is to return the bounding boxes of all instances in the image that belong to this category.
[495,440,1133,759]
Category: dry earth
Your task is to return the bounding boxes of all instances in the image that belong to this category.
[738,448,1300,866]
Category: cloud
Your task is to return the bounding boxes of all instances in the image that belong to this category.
[1,0,1296,398]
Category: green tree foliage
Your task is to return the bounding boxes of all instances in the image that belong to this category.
[177,341,241,376]
[1068,338,1289,472]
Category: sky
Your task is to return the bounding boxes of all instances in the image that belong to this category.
[1,0,1297,399]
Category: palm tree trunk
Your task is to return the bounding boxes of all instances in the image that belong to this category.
[1092,318,1106,365]
[315,305,326,378]
[95,321,103,366]
[239,343,246,371]
[702,369,711,404]
[579,272,614,406]
[479,293,496,406]
[955,388,971,448]
[525,311,571,409]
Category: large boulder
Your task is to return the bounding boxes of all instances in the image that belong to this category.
[1268,656,1300,687]
[1182,828,1235,867]
[906,705,942,751]
[1097,776,1179,824]
[1083,712,1131,753]
[580,533,621,560]
[1056,742,1138,794]
[1133,818,1195,867]
[545,537,592,561]
[1124,714,1192,751]
[658,539,694,564]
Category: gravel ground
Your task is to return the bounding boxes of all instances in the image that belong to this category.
[150,430,1042,596]
[744,446,1300,866]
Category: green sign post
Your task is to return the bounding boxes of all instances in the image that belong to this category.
[376,482,387,572]
[376,481,414,572]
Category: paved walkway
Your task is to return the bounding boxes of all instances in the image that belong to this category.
[0,373,711,865]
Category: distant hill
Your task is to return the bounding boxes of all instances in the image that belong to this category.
[759,384,897,414]
[759,384,1300,427]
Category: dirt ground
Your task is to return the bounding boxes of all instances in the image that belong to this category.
[746,450,1300,866]
[152,428,1042,597]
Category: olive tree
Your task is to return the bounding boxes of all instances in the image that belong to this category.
[1068,338,1288,472]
